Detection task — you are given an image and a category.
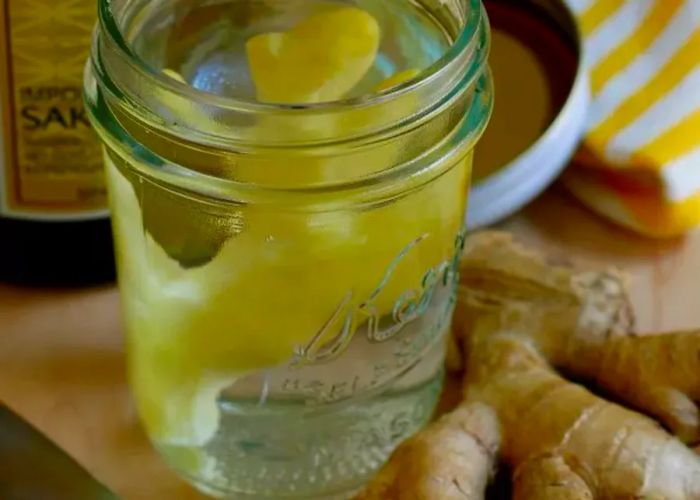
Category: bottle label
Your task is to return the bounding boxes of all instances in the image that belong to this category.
[0,0,107,220]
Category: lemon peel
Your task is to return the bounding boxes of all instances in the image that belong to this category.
[246,7,380,103]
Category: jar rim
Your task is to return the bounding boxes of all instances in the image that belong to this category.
[86,0,493,199]
[97,0,486,113]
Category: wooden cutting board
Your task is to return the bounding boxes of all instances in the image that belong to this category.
[1,187,699,499]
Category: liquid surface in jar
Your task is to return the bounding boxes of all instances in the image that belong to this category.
[111,2,470,483]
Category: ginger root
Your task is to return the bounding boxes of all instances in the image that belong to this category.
[569,331,700,445]
[512,454,592,500]
[465,328,700,499]
[358,231,700,499]
[458,232,700,444]
[456,231,634,362]
[356,402,500,500]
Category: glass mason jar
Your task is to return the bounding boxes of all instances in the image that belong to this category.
[85,0,491,497]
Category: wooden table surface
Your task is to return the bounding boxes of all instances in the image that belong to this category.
[2,186,699,499]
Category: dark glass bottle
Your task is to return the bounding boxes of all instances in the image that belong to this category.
[0,218,114,286]
[0,0,114,286]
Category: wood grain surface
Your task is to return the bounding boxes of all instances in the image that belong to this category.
[1,187,699,499]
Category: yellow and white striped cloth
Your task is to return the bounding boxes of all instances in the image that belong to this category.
[563,0,700,237]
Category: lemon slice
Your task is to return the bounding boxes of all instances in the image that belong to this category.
[122,9,454,453]
[124,68,432,448]
[246,7,380,103]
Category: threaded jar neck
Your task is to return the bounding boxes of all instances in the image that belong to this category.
[85,0,492,198]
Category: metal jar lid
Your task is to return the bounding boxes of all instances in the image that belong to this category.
[468,0,590,228]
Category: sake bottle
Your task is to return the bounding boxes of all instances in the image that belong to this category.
[0,0,114,285]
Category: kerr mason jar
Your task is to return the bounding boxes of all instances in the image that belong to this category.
[85,0,492,497]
